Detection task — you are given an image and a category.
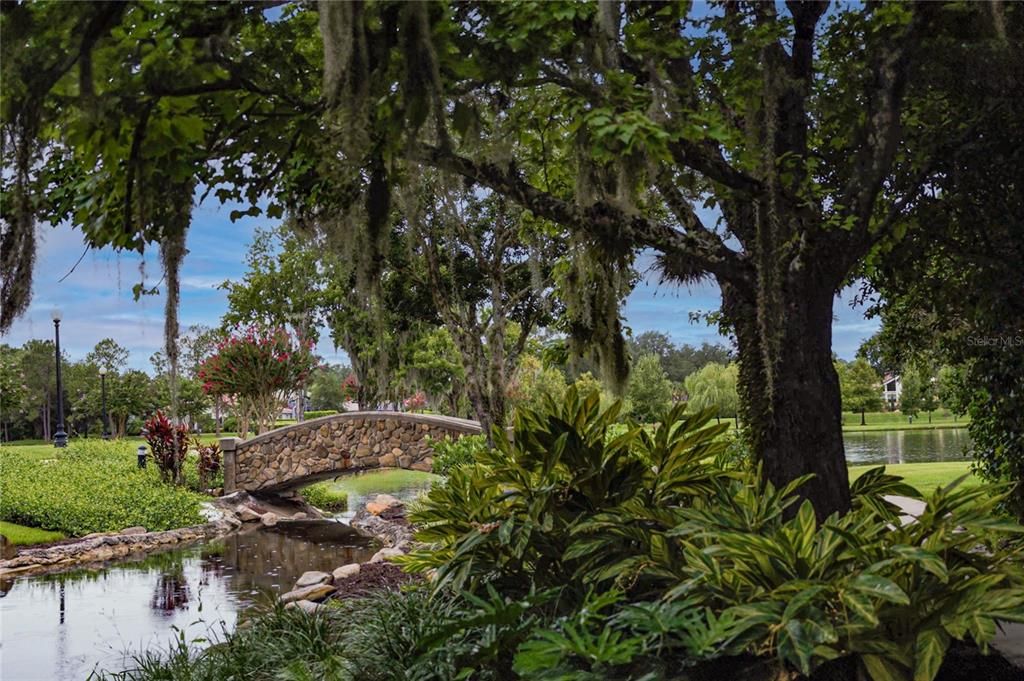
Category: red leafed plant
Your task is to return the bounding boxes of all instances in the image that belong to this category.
[144,411,189,485]
[193,438,221,490]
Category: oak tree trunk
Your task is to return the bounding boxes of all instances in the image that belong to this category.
[724,276,851,519]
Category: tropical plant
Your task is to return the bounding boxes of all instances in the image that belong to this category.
[193,438,221,491]
[400,388,731,599]
[144,411,189,486]
[429,434,489,477]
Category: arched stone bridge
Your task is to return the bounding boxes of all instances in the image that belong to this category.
[220,412,482,494]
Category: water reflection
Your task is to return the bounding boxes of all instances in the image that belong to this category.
[0,525,377,681]
[843,428,971,465]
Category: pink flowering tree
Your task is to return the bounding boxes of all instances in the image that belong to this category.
[198,326,318,436]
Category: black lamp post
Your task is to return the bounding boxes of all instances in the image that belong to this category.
[52,309,67,447]
[99,366,111,440]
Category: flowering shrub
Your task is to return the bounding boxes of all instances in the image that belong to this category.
[198,326,318,435]
[145,411,190,485]
[403,391,427,412]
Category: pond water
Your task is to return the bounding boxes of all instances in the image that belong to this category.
[842,428,971,465]
[0,469,437,681]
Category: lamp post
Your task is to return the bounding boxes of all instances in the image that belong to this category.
[52,310,67,448]
[99,366,111,440]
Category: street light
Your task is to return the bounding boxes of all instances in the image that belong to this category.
[99,366,111,440]
[51,309,67,448]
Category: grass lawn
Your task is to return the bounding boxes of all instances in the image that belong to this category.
[0,520,66,546]
[848,461,981,492]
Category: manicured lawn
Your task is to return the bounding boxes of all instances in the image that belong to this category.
[848,461,981,492]
[0,520,66,546]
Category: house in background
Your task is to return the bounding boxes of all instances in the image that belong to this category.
[882,373,902,411]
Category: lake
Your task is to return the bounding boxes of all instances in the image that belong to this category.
[842,428,971,465]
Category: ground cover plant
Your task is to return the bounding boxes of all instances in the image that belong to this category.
[300,482,349,513]
[0,440,205,536]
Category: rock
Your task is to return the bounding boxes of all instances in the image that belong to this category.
[292,512,308,520]
[236,507,262,523]
[280,583,336,604]
[120,526,147,535]
[260,512,279,527]
[294,570,333,588]
[285,600,323,614]
[333,564,361,581]
[370,547,405,563]
[368,494,401,511]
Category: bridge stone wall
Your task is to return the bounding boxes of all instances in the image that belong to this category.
[220,412,482,494]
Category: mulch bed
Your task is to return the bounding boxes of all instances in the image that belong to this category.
[329,562,421,601]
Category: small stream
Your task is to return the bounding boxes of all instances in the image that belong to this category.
[0,470,437,681]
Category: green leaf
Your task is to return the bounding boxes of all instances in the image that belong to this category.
[851,574,910,605]
[913,628,949,681]
[778,619,816,674]
[862,653,909,681]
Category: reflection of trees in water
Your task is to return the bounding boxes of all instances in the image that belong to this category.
[217,528,377,595]
[199,544,227,585]
[151,570,191,614]
[149,551,191,614]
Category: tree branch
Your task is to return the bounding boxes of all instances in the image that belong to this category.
[407,143,748,283]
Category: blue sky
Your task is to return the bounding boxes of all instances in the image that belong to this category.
[4,199,878,371]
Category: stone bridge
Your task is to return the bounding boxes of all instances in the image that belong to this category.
[220,412,482,494]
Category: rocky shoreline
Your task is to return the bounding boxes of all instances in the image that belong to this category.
[0,490,410,582]
[278,493,420,613]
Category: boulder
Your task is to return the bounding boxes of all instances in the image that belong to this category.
[284,599,323,614]
[370,547,405,563]
[366,494,403,516]
[294,570,333,588]
[332,564,361,581]
[260,512,279,527]
[280,583,336,604]
[292,512,308,520]
[236,507,262,523]
[120,526,148,535]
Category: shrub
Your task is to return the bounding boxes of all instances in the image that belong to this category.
[300,482,348,512]
[0,441,204,536]
[400,387,731,597]
[397,388,1024,681]
[428,434,489,476]
[193,439,221,490]
[144,411,189,485]
[304,410,339,420]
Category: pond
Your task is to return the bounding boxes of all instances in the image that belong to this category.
[842,428,971,465]
[0,469,438,681]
